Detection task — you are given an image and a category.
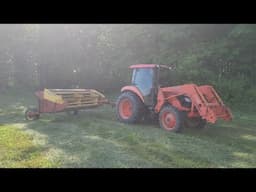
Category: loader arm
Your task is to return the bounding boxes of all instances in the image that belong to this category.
[156,84,233,124]
[186,85,233,123]
[196,85,232,122]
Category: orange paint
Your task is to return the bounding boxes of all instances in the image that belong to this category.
[119,98,133,119]
[161,111,177,130]
[121,86,144,103]
[122,70,232,124]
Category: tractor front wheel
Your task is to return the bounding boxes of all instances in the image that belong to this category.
[116,91,144,124]
[159,105,183,133]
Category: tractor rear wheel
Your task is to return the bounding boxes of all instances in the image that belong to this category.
[159,105,183,133]
[116,91,144,124]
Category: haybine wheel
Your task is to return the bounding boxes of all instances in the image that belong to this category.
[25,108,40,121]
[116,91,144,124]
[159,105,183,133]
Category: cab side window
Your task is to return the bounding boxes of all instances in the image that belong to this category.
[132,68,154,96]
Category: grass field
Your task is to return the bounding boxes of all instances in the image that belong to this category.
[0,90,255,168]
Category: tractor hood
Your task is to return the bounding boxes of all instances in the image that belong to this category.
[160,84,198,97]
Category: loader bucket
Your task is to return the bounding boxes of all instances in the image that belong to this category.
[196,85,233,123]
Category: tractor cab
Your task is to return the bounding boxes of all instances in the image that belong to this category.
[130,64,172,106]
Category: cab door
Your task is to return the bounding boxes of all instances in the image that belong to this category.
[131,68,157,106]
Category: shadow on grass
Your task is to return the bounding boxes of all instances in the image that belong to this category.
[22,109,253,167]
[183,118,256,167]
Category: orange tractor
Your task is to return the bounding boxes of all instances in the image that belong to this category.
[116,64,232,132]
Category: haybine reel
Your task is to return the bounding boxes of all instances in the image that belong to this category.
[116,64,233,132]
[25,88,111,120]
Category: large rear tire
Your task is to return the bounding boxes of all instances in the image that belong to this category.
[159,105,183,133]
[116,91,144,124]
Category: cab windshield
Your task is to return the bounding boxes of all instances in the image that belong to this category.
[132,68,154,96]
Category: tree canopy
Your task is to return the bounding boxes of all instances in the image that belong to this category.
[0,24,255,108]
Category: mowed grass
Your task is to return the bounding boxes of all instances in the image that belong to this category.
[0,90,256,168]
[0,124,59,168]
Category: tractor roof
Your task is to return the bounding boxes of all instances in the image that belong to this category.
[129,64,170,69]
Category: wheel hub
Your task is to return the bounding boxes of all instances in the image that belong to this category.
[162,112,176,130]
[119,98,133,119]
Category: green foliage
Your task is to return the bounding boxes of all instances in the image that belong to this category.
[0,24,255,108]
